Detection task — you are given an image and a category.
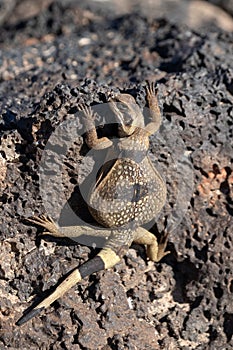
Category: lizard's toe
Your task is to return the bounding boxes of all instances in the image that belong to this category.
[145,80,158,96]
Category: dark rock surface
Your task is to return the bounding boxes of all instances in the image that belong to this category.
[0,1,233,349]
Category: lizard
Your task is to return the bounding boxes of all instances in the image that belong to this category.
[16,81,169,326]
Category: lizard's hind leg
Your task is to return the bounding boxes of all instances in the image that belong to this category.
[133,228,170,262]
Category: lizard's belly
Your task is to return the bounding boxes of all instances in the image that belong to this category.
[88,157,166,228]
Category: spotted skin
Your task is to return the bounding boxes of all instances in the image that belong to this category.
[16,81,169,326]
[89,157,166,229]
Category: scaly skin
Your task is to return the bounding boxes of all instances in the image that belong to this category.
[16,81,169,326]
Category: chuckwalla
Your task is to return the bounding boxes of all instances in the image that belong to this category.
[16,81,169,326]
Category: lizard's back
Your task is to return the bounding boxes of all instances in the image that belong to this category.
[88,154,166,229]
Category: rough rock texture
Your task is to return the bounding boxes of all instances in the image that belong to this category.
[0,1,233,349]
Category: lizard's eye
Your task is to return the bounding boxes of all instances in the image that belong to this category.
[118,103,129,112]
[122,113,133,126]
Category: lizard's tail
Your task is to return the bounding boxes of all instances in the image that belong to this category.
[16,247,120,326]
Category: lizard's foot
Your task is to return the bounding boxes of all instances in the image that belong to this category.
[78,103,96,120]
[147,231,170,262]
[144,80,161,135]
[26,215,61,236]
[78,103,112,150]
[145,80,158,100]
[133,228,170,262]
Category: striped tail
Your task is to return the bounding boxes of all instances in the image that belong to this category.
[16,248,120,326]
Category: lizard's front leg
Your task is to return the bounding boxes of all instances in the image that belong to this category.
[79,104,113,150]
[16,228,134,326]
[144,81,162,135]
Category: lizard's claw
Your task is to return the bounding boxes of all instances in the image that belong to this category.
[156,231,170,261]
[145,80,158,98]
[146,230,170,262]
[26,215,59,235]
[78,103,97,121]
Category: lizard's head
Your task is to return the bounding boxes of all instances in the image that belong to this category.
[109,94,144,136]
